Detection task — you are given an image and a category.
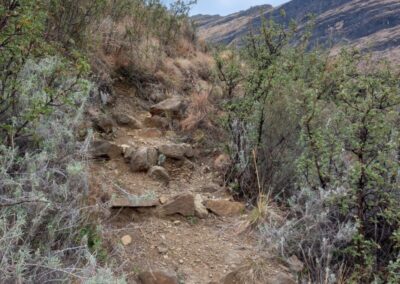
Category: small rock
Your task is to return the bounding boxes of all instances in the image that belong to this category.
[123,146,137,161]
[148,166,170,185]
[93,115,114,134]
[121,235,132,246]
[130,147,158,172]
[159,196,169,204]
[157,243,169,254]
[194,194,208,219]
[113,113,142,129]
[179,259,184,264]
[201,183,221,193]
[204,200,245,217]
[287,255,304,273]
[268,272,296,284]
[143,115,169,129]
[150,97,185,117]
[150,91,167,103]
[213,154,231,172]
[140,128,163,138]
[160,194,195,217]
[138,271,178,284]
[91,140,122,160]
[158,143,193,160]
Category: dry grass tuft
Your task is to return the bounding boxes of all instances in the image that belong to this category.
[181,89,215,131]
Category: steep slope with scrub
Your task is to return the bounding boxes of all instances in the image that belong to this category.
[1,0,399,283]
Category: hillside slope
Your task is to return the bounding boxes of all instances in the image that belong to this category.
[194,0,400,55]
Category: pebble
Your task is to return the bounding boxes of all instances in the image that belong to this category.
[179,259,184,264]
[121,235,132,246]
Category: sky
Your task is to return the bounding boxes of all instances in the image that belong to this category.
[163,0,290,16]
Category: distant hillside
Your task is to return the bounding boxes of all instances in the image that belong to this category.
[192,4,273,44]
[193,0,400,57]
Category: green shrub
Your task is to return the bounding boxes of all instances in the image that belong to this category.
[222,17,400,282]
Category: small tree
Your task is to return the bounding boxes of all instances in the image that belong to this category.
[214,49,243,99]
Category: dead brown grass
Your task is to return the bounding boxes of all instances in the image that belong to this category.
[181,89,215,131]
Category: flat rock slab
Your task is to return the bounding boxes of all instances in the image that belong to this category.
[158,143,193,160]
[205,200,245,217]
[160,194,195,217]
[111,197,160,208]
[150,97,185,117]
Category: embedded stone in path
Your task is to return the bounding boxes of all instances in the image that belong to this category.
[158,143,193,160]
[160,193,208,218]
[150,97,185,117]
[111,196,160,208]
[194,194,208,219]
[143,115,169,129]
[93,115,114,134]
[140,128,163,138]
[130,147,158,172]
[138,271,178,284]
[148,166,170,185]
[91,140,122,160]
[113,113,142,129]
[204,200,245,217]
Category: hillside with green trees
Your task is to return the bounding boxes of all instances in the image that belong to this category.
[0,1,399,283]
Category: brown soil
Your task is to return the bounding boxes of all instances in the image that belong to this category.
[88,85,282,283]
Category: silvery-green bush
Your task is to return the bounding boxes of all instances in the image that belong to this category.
[0,57,122,282]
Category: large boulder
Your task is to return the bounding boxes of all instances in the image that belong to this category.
[91,140,122,160]
[158,143,193,160]
[204,200,245,217]
[130,147,158,172]
[113,113,142,129]
[138,271,178,284]
[150,97,185,117]
[148,166,170,185]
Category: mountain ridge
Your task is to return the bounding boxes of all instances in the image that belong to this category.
[193,0,400,58]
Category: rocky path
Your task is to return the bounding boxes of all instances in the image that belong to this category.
[88,85,292,283]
